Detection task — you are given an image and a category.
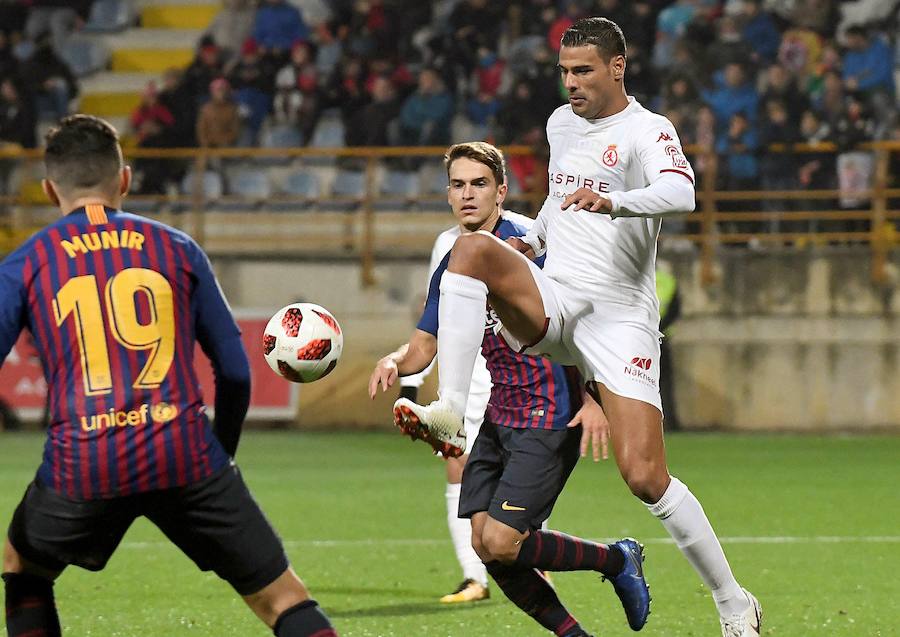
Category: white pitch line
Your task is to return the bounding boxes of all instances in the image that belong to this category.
[118,535,900,550]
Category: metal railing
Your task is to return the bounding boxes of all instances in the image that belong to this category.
[1,141,898,286]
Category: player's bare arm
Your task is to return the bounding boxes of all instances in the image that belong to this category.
[368,330,436,398]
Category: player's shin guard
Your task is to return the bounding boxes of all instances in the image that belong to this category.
[647,477,745,617]
[515,530,624,577]
[3,572,61,637]
[273,600,337,637]
[437,272,488,416]
[486,561,586,636]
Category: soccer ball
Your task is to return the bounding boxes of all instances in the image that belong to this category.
[263,303,343,383]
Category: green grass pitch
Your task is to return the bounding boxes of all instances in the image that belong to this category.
[0,431,896,636]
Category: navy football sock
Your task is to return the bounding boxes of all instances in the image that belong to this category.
[273,599,337,637]
[515,530,624,576]
[3,572,61,637]
[486,561,583,636]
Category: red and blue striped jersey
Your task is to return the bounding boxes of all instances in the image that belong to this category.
[0,205,240,499]
[417,216,583,430]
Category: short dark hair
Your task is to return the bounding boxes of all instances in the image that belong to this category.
[44,114,123,192]
[560,17,627,61]
[444,141,506,187]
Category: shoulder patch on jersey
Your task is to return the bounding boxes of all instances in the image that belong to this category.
[664,144,689,169]
[656,131,673,142]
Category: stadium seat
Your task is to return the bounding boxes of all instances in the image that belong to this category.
[282,171,321,198]
[413,162,450,212]
[269,170,320,211]
[320,169,365,212]
[59,37,111,77]
[262,124,303,149]
[310,115,345,148]
[230,168,272,198]
[376,169,418,211]
[180,170,223,203]
[224,167,272,209]
[84,0,135,33]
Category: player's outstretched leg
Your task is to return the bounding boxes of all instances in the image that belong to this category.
[486,562,593,637]
[598,387,758,635]
[393,397,466,457]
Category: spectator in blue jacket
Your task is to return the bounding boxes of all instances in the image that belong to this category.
[842,26,895,96]
[841,25,895,135]
[716,112,760,233]
[703,62,759,136]
[738,0,781,64]
[253,0,309,63]
[398,68,454,147]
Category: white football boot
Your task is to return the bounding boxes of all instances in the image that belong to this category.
[392,398,467,457]
[720,588,762,637]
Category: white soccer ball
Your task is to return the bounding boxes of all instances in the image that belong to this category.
[263,303,343,383]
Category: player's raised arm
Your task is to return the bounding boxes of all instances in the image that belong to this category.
[191,242,250,457]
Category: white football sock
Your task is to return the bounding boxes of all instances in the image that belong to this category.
[446,482,487,586]
[437,272,488,416]
[647,477,747,617]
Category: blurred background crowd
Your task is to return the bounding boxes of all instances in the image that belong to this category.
[0,0,899,209]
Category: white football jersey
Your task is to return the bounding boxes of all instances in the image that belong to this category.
[525,97,695,323]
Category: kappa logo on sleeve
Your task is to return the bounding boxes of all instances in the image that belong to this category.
[656,131,673,142]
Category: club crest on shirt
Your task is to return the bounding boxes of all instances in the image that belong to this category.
[602,145,618,167]
[665,144,688,169]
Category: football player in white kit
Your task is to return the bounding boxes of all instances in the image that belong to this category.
[396,17,762,637]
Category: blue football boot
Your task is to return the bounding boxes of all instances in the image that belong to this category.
[604,538,651,631]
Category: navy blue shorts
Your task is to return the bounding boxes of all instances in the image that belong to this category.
[8,463,288,595]
[459,421,581,533]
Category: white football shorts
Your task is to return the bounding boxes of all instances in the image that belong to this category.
[499,259,664,413]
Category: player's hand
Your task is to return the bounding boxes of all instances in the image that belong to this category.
[506,236,535,259]
[368,357,399,398]
[566,396,610,462]
[561,187,612,214]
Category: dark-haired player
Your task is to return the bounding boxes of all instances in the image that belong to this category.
[0,115,337,637]
[396,18,762,637]
[370,141,650,636]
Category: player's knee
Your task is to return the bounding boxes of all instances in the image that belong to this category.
[447,232,494,277]
[480,528,521,564]
[621,463,669,503]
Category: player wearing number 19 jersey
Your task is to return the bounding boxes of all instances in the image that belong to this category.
[0,115,337,637]
[4,202,234,500]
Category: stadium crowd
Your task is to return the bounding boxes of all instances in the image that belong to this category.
[1,0,899,207]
